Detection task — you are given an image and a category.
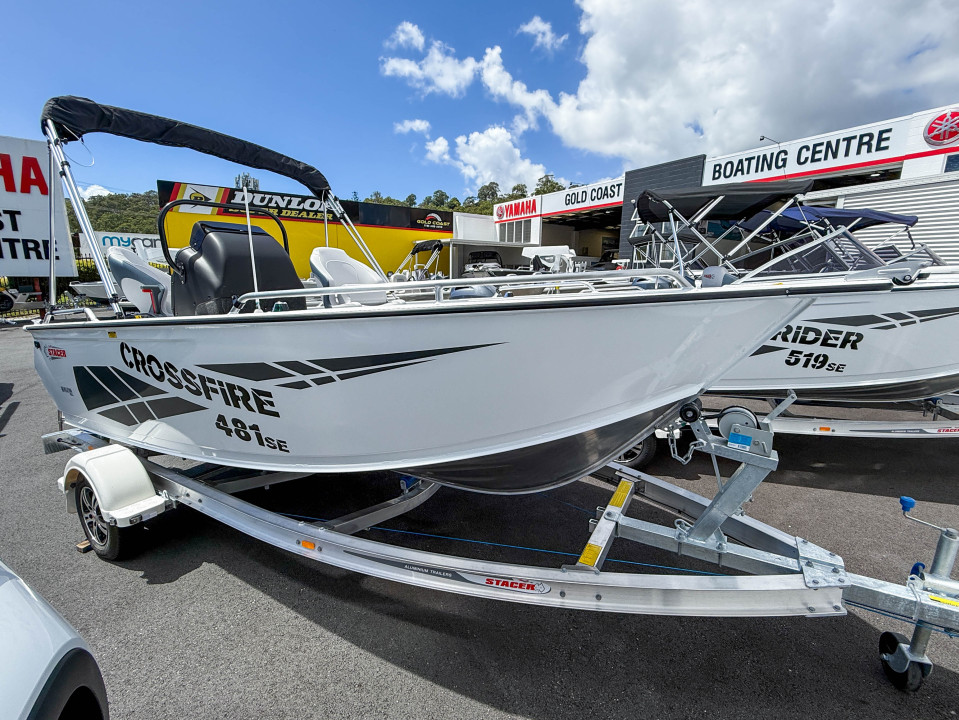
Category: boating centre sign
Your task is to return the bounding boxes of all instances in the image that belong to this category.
[0,136,75,277]
[703,103,959,185]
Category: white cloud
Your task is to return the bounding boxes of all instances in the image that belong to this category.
[424,136,452,165]
[543,0,959,166]
[383,0,959,175]
[518,16,568,53]
[78,184,111,200]
[381,40,479,97]
[425,126,564,193]
[394,119,432,136]
[480,46,556,135]
[386,21,425,52]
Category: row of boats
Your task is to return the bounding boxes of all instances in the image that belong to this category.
[29,96,959,495]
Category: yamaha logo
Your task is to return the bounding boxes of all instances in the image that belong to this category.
[497,198,537,221]
[923,110,959,147]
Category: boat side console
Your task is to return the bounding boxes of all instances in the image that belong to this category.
[172,221,306,315]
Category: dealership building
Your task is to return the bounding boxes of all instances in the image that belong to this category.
[470,103,959,270]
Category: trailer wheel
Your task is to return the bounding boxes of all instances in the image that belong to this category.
[615,435,658,470]
[879,631,924,692]
[76,478,128,561]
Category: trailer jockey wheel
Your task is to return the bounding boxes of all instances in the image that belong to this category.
[75,477,131,561]
[879,631,926,692]
[678,400,702,423]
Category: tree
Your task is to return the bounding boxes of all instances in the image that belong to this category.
[534,175,565,195]
[65,191,162,235]
[505,183,527,201]
[404,193,417,207]
[476,181,500,203]
[234,172,259,191]
[364,191,407,206]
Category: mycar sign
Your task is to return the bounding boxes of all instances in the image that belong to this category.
[0,136,75,277]
[78,232,165,264]
[703,103,959,185]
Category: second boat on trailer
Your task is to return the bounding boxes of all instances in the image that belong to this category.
[629,181,959,404]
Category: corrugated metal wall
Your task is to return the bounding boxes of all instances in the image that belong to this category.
[818,175,959,263]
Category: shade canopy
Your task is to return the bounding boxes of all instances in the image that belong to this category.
[635,180,814,223]
[41,96,331,198]
[739,206,919,236]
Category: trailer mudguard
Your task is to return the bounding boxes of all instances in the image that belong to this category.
[58,445,166,525]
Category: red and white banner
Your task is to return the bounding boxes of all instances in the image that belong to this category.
[0,136,75,277]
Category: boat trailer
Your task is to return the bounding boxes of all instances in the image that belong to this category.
[44,399,958,693]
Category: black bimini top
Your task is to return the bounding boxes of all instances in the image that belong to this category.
[411,240,445,254]
[635,180,814,223]
[41,96,331,199]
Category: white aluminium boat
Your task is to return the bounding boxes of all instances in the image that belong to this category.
[28,97,890,493]
[630,183,959,403]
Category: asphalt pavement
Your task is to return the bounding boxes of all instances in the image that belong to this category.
[1,321,958,719]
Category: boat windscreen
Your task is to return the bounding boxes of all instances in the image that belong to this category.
[747,231,884,278]
[41,96,331,198]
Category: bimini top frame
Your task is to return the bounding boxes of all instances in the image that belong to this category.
[39,96,387,315]
[630,181,812,276]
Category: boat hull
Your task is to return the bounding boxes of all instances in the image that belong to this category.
[713,279,959,402]
[29,290,813,492]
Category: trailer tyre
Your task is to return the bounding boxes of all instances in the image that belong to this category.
[615,434,658,470]
[879,631,924,692]
[76,477,129,561]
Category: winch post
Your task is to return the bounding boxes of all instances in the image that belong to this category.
[673,415,780,544]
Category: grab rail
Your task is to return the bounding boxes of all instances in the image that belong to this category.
[42,307,100,323]
[231,268,693,312]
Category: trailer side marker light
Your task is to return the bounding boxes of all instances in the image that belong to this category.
[819,427,831,432]
[299,540,316,550]
[108,332,117,338]
[579,543,602,567]
[929,594,959,607]
[609,481,631,508]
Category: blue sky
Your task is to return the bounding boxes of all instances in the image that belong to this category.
[3,1,958,204]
